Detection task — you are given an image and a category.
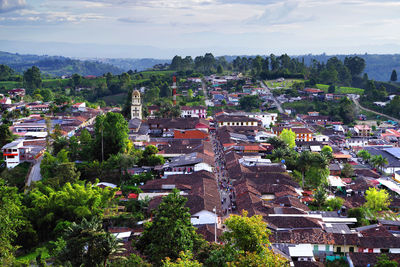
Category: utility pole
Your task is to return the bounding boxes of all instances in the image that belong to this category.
[213,206,217,243]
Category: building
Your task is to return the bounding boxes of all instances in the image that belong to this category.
[1,139,45,168]
[131,90,142,120]
[354,125,371,137]
[216,115,260,127]
[180,106,206,118]
[229,112,278,128]
[272,127,314,142]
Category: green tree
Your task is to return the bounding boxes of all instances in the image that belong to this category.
[217,64,224,74]
[339,97,355,124]
[279,129,296,149]
[390,70,397,82]
[0,124,14,148]
[371,155,388,173]
[222,211,288,266]
[267,136,288,150]
[0,181,25,265]
[137,189,205,263]
[365,187,391,212]
[313,186,327,208]
[0,64,14,81]
[23,181,115,242]
[23,66,42,90]
[321,145,333,160]
[328,84,336,93]
[376,254,398,267]
[348,208,368,227]
[54,217,125,267]
[239,95,261,111]
[344,56,366,77]
[94,112,129,161]
[357,150,371,163]
[163,251,203,267]
[71,73,82,88]
[341,163,354,177]
[325,197,344,211]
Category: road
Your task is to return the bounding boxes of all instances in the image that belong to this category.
[259,80,284,113]
[350,95,400,124]
[26,156,43,186]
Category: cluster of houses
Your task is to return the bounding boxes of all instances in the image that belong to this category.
[1,88,119,169]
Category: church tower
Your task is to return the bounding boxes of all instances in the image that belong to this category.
[131,90,142,119]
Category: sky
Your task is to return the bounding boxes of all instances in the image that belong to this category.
[0,0,400,58]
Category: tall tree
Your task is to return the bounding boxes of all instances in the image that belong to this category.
[93,112,129,161]
[23,66,42,90]
[371,155,388,173]
[239,95,261,111]
[344,56,366,77]
[0,182,25,265]
[137,189,204,263]
[390,70,398,82]
[53,217,124,266]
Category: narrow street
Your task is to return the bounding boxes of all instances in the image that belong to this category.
[259,80,284,113]
[26,156,43,187]
[211,133,236,218]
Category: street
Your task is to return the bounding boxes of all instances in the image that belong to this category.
[26,156,43,187]
[259,80,284,113]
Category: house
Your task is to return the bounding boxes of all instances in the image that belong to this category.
[0,97,12,105]
[1,139,45,168]
[229,112,278,128]
[174,129,209,140]
[8,88,25,98]
[365,147,400,174]
[354,125,371,137]
[272,127,314,142]
[180,106,206,118]
[72,102,86,112]
[216,115,260,127]
[26,104,50,113]
[161,152,214,177]
[147,118,210,135]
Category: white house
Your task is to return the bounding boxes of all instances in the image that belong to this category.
[1,139,24,168]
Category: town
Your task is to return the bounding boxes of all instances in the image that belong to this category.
[1,52,400,267]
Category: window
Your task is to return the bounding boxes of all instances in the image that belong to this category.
[336,247,341,253]
[325,245,330,252]
[314,245,318,252]
[349,247,354,253]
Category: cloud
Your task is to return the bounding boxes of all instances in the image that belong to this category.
[118,17,148,23]
[246,2,315,25]
[0,0,26,13]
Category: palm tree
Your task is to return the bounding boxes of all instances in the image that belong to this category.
[371,155,388,173]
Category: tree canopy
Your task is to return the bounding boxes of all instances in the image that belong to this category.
[365,187,391,212]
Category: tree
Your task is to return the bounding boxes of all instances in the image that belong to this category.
[313,186,327,208]
[267,136,288,150]
[341,163,354,177]
[71,73,82,88]
[365,187,391,212]
[217,64,224,74]
[339,97,355,124]
[371,155,389,173]
[222,211,288,266]
[0,124,14,148]
[390,70,397,82]
[93,112,129,161]
[163,251,203,267]
[357,150,371,163]
[239,95,261,111]
[321,145,333,160]
[376,254,398,267]
[23,181,115,242]
[0,64,14,81]
[0,181,25,265]
[279,129,296,149]
[348,208,368,227]
[23,66,42,90]
[53,217,125,267]
[325,197,344,211]
[328,84,336,93]
[344,56,366,77]
[137,189,204,263]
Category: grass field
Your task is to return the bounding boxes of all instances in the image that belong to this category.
[16,247,50,263]
[264,79,304,89]
[100,93,127,106]
[316,84,364,95]
[0,81,23,92]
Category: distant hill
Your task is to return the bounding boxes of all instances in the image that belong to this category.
[94,58,170,72]
[0,51,123,77]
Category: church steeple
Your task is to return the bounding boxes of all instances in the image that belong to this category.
[131,90,142,119]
